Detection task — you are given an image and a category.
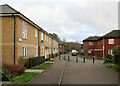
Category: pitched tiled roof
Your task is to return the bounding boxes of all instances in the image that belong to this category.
[83,36,102,42]
[0,4,20,14]
[103,30,120,38]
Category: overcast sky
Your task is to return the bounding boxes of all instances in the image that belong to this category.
[0,0,119,43]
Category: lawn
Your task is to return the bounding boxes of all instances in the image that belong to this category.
[48,60,54,62]
[10,72,39,82]
[31,63,53,70]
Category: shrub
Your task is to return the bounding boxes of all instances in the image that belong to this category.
[18,56,28,67]
[2,65,25,81]
[2,67,11,81]
[8,65,25,76]
[64,52,67,54]
[24,56,45,69]
[104,54,113,63]
[113,46,120,71]
[45,58,50,61]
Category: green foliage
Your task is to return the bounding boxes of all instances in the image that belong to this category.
[104,54,114,63]
[24,56,45,69]
[10,72,39,82]
[18,56,28,67]
[113,46,120,65]
[49,33,60,42]
[2,67,12,81]
[31,63,53,70]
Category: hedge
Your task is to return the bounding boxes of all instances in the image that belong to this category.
[24,56,45,69]
[113,46,120,71]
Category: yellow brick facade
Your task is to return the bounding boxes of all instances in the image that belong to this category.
[1,15,58,66]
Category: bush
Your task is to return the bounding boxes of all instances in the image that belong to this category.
[64,52,67,54]
[104,54,113,63]
[2,65,25,81]
[113,46,120,71]
[8,65,25,76]
[18,56,28,67]
[45,58,50,61]
[24,56,45,69]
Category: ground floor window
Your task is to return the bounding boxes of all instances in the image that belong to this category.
[108,50,113,55]
[42,48,44,56]
[35,47,37,57]
[22,46,27,57]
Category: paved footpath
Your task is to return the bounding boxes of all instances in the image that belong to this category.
[27,54,119,85]
[28,57,66,84]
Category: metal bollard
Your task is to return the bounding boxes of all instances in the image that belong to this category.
[68,56,70,61]
[76,56,78,62]
[93,56,95,63]
[64,55,66,60]
[83,57,85,63]
[59,55,60,60]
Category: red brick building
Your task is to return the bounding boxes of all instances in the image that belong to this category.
[59,43,67,53]
[83,30,120,58]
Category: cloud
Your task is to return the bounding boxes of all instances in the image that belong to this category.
[1,0,119,43]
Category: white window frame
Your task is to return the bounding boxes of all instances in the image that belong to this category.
[22,46,27,57]
[22,21,27,39]
[42,48,44,56]
[35,29,37,37]
[89,42,93,46]
[35,46,37,57]
[108,39,114,44]
[108,50,113,55]
[41,32,43,40]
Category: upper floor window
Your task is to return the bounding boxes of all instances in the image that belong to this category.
[49,38,51,44]
[35,29,37,37]
[22,21,27,39]
[89,42,93,46]
[41,32,43,40]
[108,39,114,44]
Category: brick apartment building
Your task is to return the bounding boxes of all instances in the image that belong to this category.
[0,4,59,66]
[58,43,67,53]
[83,30,120,58]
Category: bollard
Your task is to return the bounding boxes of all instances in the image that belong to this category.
[83,57,85,63]
[59,55,60,60]
[64,55,66,60]
[93,56,95,63]
[76,56,78,62]
[68,56,70,61]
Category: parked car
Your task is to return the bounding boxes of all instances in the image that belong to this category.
[71,50,78,56]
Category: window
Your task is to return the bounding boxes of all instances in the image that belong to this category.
[22,46,27,57]
[89,42,93,46]
[108,50,113,55]
[22,21,27,39]
[35,47,37,57]
[88,50,92,53]
[35,29,37,37]
[42,48,44,56]
[59,45,61,47]
[41,32,43,40]
[108,39,114,44]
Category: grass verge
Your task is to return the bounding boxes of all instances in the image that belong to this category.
[10,72,39,82]
[31,63,53,70]
[48,60,54,62]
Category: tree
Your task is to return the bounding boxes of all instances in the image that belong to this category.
[49,33,60,42]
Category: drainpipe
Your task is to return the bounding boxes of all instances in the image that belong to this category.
[13,14,16,65]
[103,37,105,59]
[38,31,39,56]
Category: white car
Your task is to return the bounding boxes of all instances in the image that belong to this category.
[71,50,78,56]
